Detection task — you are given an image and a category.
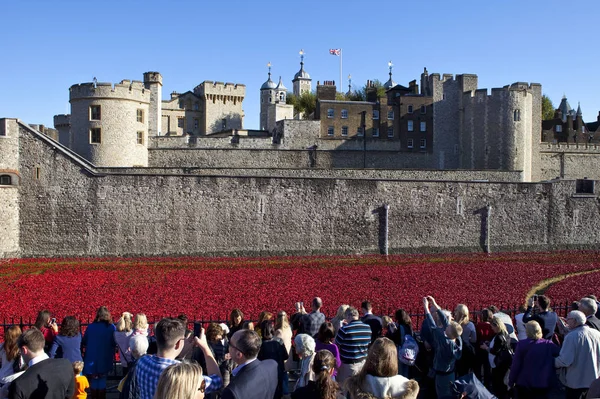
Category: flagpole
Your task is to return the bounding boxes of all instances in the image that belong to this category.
[339,49,343,94]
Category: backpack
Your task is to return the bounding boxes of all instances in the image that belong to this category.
[398,334,420,366]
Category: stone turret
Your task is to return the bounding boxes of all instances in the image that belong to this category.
[143,72,163,137]
[292,50,312,97]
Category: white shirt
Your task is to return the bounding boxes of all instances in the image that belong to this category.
[28,353,49,367]
[515,313,527,341]
[555,325,600,389]
[232,357,257,377]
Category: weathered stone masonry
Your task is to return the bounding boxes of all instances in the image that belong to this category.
[1,120,599,258]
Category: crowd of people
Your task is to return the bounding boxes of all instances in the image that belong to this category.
[0,294,600,399]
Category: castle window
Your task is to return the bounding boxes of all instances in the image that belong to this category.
[421,105,426,114]
[582,126,585,133]
[279,93,285,102]
[34,167,41,180]
[137,109,144,123]
[576,179,595,194]
[373,128,380,138]
[222,119,227,130]
[341,126,348,136]
[0,175,11,185]
[179,101,184,109]
[387,127,394,138]
[136,131,144,145]
[407,120,414,132]
[372,110,380,120]
[387,110,394,120]
[556,125,562,132]
[408,105,413,114]
[420,121,427,132]
[514,109,521,121]
[194,119,199,130]
[178,118,185,129]
[357,127,364,137]
[90,128,101,144]
[327,126,334,136]
[327,109,334,118]
[407,139,414,148]
[194,103,199,111]
[420,138,427,148]
[341,109,348,119]
[268,97,272,103]
[90,105,101,121]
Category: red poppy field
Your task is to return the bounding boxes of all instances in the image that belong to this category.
[0,251,599,325]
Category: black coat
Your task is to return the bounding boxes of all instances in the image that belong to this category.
[222,359,278,399]
[8,358,75,399]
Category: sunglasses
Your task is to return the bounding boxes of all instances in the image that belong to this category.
[198,379,206,393]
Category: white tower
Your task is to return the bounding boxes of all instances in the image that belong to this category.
[260,62,277,131]
[292,49,312,97]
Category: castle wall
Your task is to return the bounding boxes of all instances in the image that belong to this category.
[161,94,203,136]
[195,82,245,133]
[143,72,162,137]
[0,119,20,257]
[9,121,600,258]
[539,145,600,180]
[69,81,151,167]
[267,103,294,132]
[54,114,71,149]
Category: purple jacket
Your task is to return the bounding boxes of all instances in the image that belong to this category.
[508,338,560,388]
[315,340,342,377]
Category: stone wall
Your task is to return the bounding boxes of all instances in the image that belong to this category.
[539,145,600,180]
[6,121,600,258]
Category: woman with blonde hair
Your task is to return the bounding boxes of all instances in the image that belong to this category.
[114,312,134,376]
[154,361,205,399]
[274,310,293,393]
[453,304,477,376]
[132,313,149,337]
[481,316,513,399]
[345,337,419,399]
[331,305,349,336]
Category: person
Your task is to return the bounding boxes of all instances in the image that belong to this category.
[508,321,559,399]
[514,305,528,341]
[490,305,518,342]
[361,300,383,344]
[257,320,288,398]
[132,313,149,337]
[154,361,206,399]
[82,306,116,399]
[0,326,24,381]
[523,295,558,340]
[331,305,349,337]
[118,334,149,399]
[295,333,317,390]
[274,310,293,381]
[579,297,600,332]
[423,296,462,399]
[114,312,134,376]
[49,316,83,363]
[454,304,477,377]
[8,328,75,399]
[73,361,90,399]
[222,329,278,399]
[334,306,371,385]
[291,350,345,399]
[315,322,341,378]
[34,310,58,354]
[290,302,307,334]
[175,314,194,361]
[132,318,222,399]
[345,337,419,399]
[302,297,326,338]
[205,323,233,389]
[227,309,244,340]
[385,309,414,378]
[475,308,495,386]
[555,310,600,399]
[481,316,512,399]
[255,311,273,338]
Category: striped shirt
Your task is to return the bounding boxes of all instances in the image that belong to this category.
[335,320,371,364]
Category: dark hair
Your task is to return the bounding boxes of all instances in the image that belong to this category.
[394,309,412,328]
[229,309,244,327]
[34,310,51,330]
[206,323,224,342]
[360,337,397,380]
[260,320,274,340]
[361,300,372,311]
[317,322,335,344]
[481,308,493,322]
[312,297,323,309]
[155,318,185,350]
[312,350,339,399]
[232,329,261,359]
[177,314,188,326]
[60,316,80,337]
[18,328,45,353]
[94,306,112,324]
[488,305,499,314]
[537,295,550,310]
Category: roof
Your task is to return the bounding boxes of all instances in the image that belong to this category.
[293,62,311,80]
[275,76,287,91]
[261,75,277,90]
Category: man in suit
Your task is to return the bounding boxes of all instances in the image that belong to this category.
[361,300,383,344]
[580,297,600,331]
[9,328,75,399]
[223,329,278,399]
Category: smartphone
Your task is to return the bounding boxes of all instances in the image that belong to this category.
[300,302,304,308]
[50,318,56,324]
[193,321,202,338]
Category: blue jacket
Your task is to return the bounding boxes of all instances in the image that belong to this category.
[50,333,83,363]
[82,322,116,375]
[427,309,462,373]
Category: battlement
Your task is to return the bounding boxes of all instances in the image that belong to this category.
[429,73,478,83]
[143,71,162,85]
[194,81,246,97]
[53,114,71,127]
[69,80,151,103]
[464,83,537,100]
[542,142,600,152]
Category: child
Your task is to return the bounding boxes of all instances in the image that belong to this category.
[72,361,89,399]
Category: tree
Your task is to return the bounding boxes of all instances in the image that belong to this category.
[286,91,316,119]
[346,79,386,102]
[542,95,555,120]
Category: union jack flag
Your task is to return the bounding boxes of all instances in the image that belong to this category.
[329,48,341,56]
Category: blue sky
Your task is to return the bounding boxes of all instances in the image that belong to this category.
[1,0,599,130]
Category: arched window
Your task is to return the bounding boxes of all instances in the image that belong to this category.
[0,175,12,185]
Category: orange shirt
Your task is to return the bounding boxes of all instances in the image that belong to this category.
[72,375,89,399]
